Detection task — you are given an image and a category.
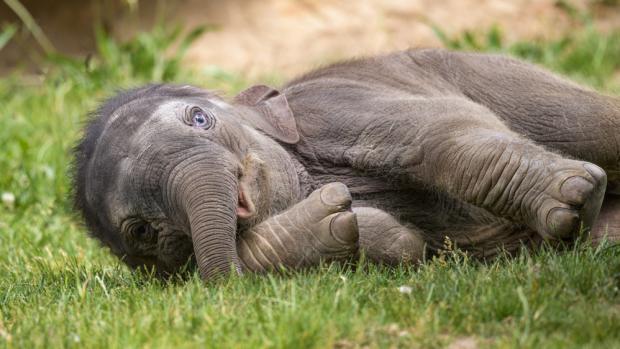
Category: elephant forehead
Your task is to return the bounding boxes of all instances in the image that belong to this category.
[150,100,186,120]
[151,97,230,119]
[105,157,135,226]
[102,100,187,156]
[84,152,131,223]
[105,98,156,130]
[104,98,191,139]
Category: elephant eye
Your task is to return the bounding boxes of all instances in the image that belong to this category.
[133,224,157,242]
[122,219,158,243]
[189,107,215,129]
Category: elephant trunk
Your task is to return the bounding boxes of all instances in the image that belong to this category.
[173,154,241,281]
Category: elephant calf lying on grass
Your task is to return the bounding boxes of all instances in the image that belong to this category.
[73,49,620,281]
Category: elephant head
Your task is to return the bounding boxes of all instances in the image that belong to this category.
[73,84,303,281]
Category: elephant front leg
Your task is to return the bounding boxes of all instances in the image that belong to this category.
[236,182,359,272]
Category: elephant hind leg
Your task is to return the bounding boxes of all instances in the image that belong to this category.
[354,207,426,265]
[591,195,620,245]
[605,171,620,195]
[438,221,542,259]
[433,51,620,171]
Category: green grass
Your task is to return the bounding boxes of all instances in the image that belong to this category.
[2,19,620,348]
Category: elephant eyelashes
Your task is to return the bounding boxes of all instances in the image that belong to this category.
[122,219,158,243]
[134,225,157,242]
[187,107,215,129]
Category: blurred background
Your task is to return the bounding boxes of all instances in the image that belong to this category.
[1,0,620,79]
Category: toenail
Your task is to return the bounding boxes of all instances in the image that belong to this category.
[560,176,593,205]
[546,207,579,239]
[320,182,352,207]
[583,163,606,182]
[330,211,359,243]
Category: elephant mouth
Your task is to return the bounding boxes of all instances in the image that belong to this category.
[236,183,255,219]
[236,153,267,221]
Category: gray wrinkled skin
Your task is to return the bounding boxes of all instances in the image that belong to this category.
[73,49,620,281]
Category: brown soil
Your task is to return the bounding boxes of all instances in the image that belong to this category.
[1,0,619,78]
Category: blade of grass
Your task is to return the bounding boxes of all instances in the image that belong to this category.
[0,24,16,51]
[3,0,56,54]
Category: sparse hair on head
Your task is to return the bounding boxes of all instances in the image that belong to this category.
[71,83,213,256]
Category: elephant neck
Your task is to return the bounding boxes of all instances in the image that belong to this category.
[248,132,305,215]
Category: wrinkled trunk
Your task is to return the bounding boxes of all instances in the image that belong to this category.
[173,155,241,281]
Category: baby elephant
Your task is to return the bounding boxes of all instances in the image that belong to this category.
[73,49,620,281]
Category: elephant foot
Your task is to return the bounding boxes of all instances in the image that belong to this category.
[291,182,359,261]
[353,207,425,265]
[532,161,606,240]
[237,182,359,272]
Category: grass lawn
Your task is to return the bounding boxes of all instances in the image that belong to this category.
[2,19,620,348]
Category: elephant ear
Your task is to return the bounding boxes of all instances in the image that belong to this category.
[233,85,300,144]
